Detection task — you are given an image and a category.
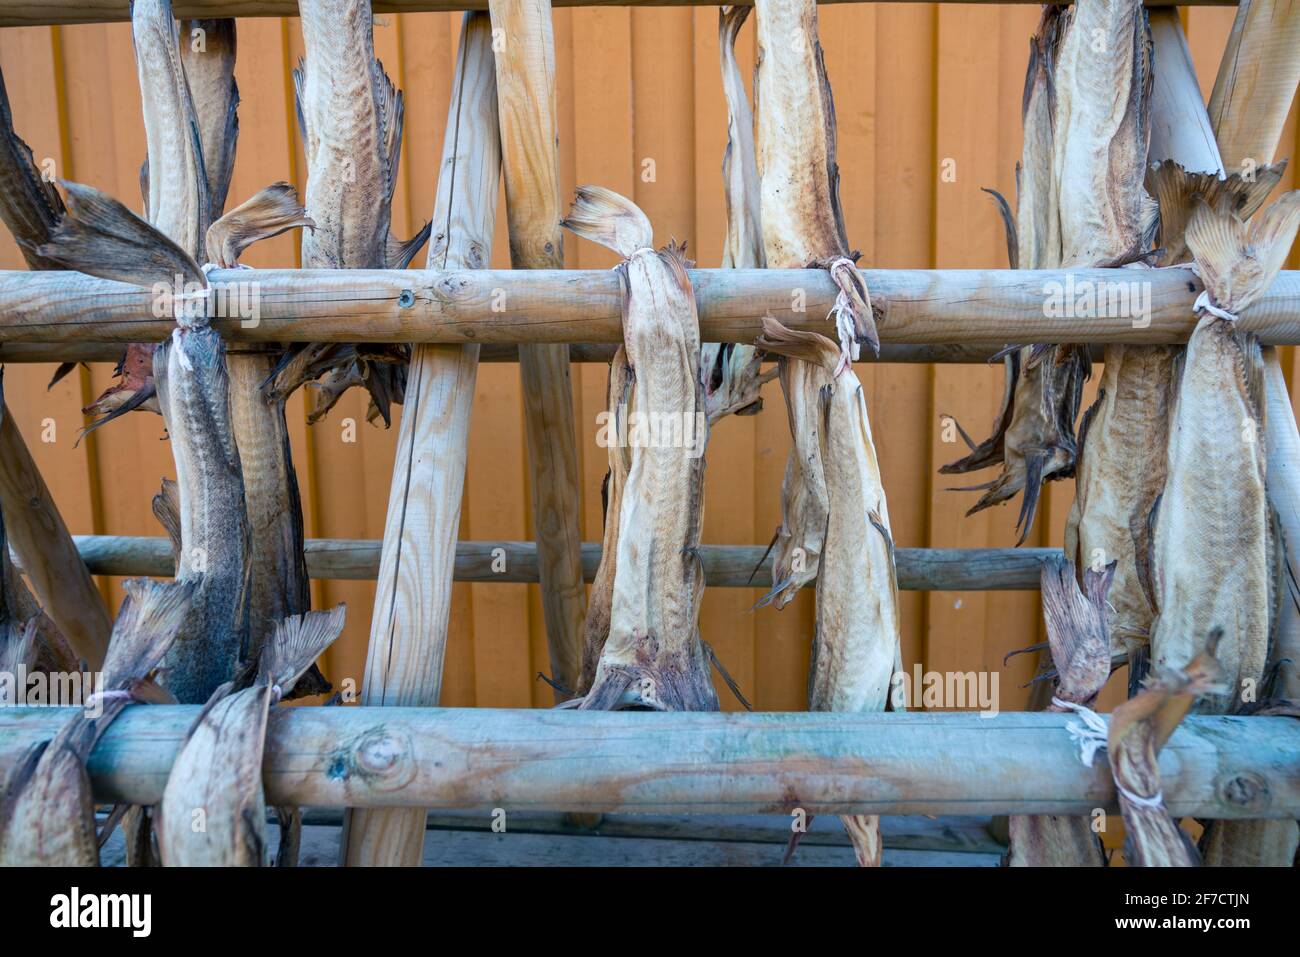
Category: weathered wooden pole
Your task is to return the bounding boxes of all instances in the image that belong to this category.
[341,11,502,868]
[4,266,1300,345]
[489,0,586,697]
[1,707,1295,819]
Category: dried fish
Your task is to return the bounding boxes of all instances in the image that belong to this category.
[0,578,194,866]
[0,66,65,270]
[158,605,345,866]
[946,0,1156,543]
[701,6,771,425]
[276,0,431,423]
[180,18,238,222]
[562,187,717,713]
[756,319,901,867]
[1007,557,1112,866]
[1107,634,1228,866]
[38,182,252,704]
[1150,189,1300,712]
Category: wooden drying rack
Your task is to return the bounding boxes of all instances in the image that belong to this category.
[0,0,1297,861]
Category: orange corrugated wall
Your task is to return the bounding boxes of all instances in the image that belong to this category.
[0,5,1295,713]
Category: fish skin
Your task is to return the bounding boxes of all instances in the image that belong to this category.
[0,66,65,269]
[563,187,717,713]
[180,18,239,223]
[155,327,253,704]
[133,0,210,261]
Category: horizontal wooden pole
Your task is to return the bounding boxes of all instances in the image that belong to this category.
[62,534,1054,590]
[3,267,1297,345]
[0,341,1092,365]
[0,0,1231,28]
[0,707,1291,817]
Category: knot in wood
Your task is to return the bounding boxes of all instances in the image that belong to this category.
[329,726,417,794]
[1216,771,1271,813]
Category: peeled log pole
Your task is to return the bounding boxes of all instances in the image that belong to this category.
[0,408,111,666]
[0,0,1233,28]
[63,533,1055,590]
[342,11,501,869]
[0,707,1293,818]
[490,0,585,695]
[2,267,1300,345]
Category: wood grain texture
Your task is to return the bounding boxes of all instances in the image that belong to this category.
[0,0,1230,28]
[62,533,1064,590]
[342,10,500,868]
[1207,0,1300,172]
[3,705,1296,818]
[3,266,1300,344]
[489,0,585,695]
[0,405,111,664]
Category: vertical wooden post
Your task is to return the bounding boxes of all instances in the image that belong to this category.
[340,11,502,867]
[488,0,586,697]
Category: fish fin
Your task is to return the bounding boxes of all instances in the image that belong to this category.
[940,350,1019,474]
[748,527,779,586]
[36,180,205,289]
[386,221,432,269]
[101,578,199,690]
[754,316,840,372]
[1147,159,1288,266]
[205,181,315,268]
[46,362,79,391]
[1187,191,1300,314]
[701,638,753,711]
[151,478,182,563]
[291,60,307,143]
[75,381,157,448]
[981,187,1018,269]
[256,604,347,699]
[372,58,405,207]
[561,185,654,258]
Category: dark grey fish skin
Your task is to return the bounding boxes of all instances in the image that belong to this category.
[0,66,65,269]
[155,326,252,704]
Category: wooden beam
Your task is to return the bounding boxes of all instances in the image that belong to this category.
[1,706,1294,818]
[0,0,1233,29]
[0,342,1100,365]
[62,533,1058,590]
[2,266,1299,345]
[490,0,587,697]
[342,10,501,869]
[0,403,111,666]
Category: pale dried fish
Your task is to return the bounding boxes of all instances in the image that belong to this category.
[702,5,771,425]
[1150,189,1300,713]
[562,187,717,712]
[1108,633,1228,866]
[756,318,901,867]
[0,66,65,270]
[180,18,238,222]
[0,579,194,866]
[158,605,345,866]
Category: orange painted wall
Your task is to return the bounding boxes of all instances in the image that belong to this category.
[0,5,1295,713]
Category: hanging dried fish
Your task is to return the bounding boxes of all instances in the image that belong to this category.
[1106,634,1227,866]
[272,0,431,425]
[37,182,252,704]
[158,605,345,866]
[0,578,194,866]
[1007,556,1113,866]
[701,5,772,425]
[561,187,717,712]
[756,319,902,867]
[0,66,65,270]
[945,0,1156,543]
[1150,189,1300,712]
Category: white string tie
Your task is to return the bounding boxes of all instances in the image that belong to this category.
[1052,697,1110,767]
[1193,290,1239,323]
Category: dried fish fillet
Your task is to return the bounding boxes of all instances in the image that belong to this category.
[756,319,901,867]
[1007,557,1112,866]
[1150,190,1300,711]
[562,187,717,713]
[1107,635,1228,866]
[38,182,252,704]
[578,349,633,695]
[158,605,345,866]
[702,6,771,425]
[0,579,194,866]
